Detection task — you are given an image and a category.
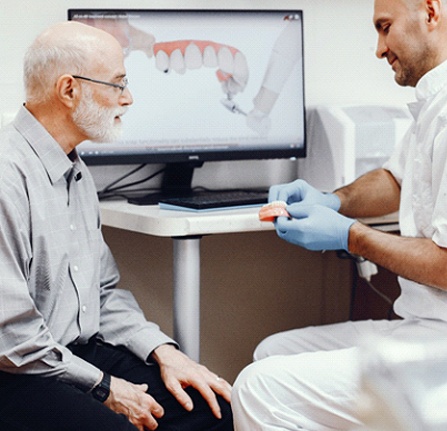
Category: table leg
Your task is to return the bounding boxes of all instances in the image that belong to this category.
[172,236,202,362]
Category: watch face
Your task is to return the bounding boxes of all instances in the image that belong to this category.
[92,373,110,402]
[95,387,108,401]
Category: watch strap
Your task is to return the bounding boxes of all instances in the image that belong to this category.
[91,372,111,403]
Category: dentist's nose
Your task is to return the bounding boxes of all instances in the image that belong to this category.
[375,34,388,59]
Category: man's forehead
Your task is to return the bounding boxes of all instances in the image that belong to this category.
[373,0,409,22]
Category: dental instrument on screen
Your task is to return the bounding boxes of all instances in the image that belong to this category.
[221,97,271,138]
[220,96,247,116]
[246,15,302,136]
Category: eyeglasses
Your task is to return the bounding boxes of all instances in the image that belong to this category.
[72,75,128,94]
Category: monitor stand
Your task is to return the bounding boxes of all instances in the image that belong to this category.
[128,161,204,205]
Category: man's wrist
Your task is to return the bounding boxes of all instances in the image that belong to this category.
[149,343,178,364]
[90,372,111,403]
[325,192,341,211]
[90,371,104,390]
[347,221,368,256]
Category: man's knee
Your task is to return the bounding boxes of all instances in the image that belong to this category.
[232,358,288,430]
[253,333,282,361]
[233,358,277,407]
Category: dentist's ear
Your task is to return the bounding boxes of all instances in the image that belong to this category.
[56,74,80,108]
[425,0,442,28]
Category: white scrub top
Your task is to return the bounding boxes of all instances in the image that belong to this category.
[383,60,447,321]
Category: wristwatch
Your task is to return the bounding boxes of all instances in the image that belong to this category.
[91,372,111,403]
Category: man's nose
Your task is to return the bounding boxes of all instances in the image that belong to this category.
[120,86,133,106]
[375,34,388,59]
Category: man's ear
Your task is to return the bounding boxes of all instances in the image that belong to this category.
[56,74,79,108]
[425,0,442,28]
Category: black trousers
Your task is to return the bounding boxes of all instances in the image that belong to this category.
[0,341,233,431]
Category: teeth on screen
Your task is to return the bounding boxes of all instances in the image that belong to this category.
[233,52,249,85]
[203,45,218,67]
[184,43,203,69]
[153,41,249,92]
[170,48,186,74]
[217,46,234,75]
[155,50,170,73]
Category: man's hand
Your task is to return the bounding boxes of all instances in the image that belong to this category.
[276,204,356,251]
[151,344,232,419]
[269,179,341,210]
[105,376,164,431]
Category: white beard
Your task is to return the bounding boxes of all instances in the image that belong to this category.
[72,85,126,143]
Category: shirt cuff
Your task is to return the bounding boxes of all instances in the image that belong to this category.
[125,328,179,365]
[63,352,102,392]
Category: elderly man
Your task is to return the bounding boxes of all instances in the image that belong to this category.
[232,0,447,429]
[0,21,232,431]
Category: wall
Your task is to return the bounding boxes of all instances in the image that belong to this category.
[0,0,410,382]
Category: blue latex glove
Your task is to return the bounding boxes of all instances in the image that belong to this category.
[269,179,340,211]
[275,204,355,251]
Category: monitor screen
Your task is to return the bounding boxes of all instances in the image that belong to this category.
[68,9,306,167]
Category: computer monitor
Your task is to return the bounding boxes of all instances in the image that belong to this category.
[68,8,306,200]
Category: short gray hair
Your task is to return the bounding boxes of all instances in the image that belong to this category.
[23,38,87,102]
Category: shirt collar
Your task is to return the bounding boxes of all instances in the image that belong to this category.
[13,106,77,185]
[415,59,447,102]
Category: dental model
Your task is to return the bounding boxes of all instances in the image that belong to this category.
[258,201,290,222]
[153,40,249,98]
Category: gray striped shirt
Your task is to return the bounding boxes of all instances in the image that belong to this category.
[0,106,174,391]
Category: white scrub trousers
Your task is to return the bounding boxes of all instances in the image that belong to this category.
[232,319,447,430]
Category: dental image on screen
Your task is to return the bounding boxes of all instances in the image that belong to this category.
[70,10,305,161]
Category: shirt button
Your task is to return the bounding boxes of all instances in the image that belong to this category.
[73,265,79,272]
[81,305,87,313]
[70,224,76,231]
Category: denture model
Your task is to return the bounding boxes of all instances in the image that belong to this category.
[153,40,249,97]
[258,201,290,222]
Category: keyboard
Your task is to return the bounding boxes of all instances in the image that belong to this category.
[158,190,268,210]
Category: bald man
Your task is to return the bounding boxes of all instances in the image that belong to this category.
[0,22,232,431]
[232,0,447,429]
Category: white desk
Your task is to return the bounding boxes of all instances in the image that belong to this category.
[100,200,399,361]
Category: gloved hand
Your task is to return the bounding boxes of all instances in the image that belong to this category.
[275,204,356,251]
[269,179,341,211]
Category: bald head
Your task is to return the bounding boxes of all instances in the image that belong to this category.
[402,0,447,11]
[36,20,116,46]
[24,21,122,102]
